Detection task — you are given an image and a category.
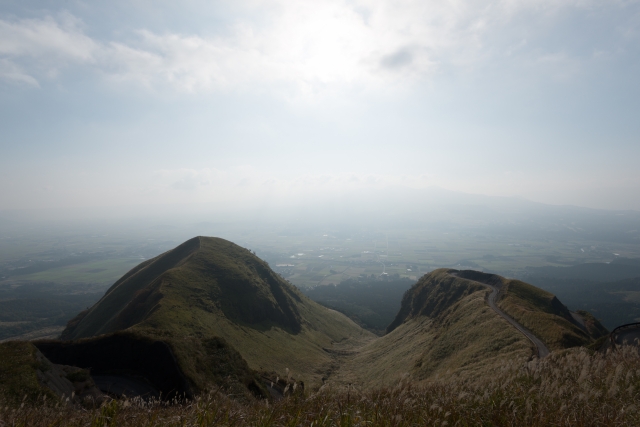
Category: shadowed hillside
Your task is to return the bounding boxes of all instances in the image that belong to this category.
[56,237,371,396]
[0,341,56,403]
[35,332,264,400]
[0,340,104,405]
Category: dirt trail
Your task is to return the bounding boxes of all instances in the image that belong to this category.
[451,272,550,358]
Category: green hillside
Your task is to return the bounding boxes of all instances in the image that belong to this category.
[58,237,371,394]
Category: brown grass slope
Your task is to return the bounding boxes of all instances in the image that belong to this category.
[59,237,371,394]
[452,269,607,350]
[496,276,607,350]
[331,268,607,388]
[332,269,531,388]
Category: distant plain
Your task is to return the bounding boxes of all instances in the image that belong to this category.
[1,194,640,339]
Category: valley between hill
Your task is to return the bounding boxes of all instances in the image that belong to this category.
[0,236,611,405]
[46,236,374,397]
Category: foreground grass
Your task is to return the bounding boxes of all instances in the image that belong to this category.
[3,346,640,426]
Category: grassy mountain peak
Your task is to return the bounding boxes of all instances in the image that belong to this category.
[62,236,303,340]
[53,236,370,396]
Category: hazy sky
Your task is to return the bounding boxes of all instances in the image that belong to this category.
[1,0,639,214]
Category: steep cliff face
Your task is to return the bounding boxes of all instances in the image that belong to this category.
[386,269,484,333]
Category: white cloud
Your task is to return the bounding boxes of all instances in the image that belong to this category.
[0,0,634,93]
[0,59,39,86]
[0,14,96,60]
[154,168,227,191]
[0,13,97,85]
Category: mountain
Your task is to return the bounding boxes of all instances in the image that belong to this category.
[29,239,609,398]
[329,269,607,388]
[39,237,371,398]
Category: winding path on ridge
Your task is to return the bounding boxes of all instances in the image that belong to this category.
[450,272,550,358]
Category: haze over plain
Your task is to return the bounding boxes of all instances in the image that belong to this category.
[1,0,640,217]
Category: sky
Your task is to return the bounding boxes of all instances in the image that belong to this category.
[1,0,640,217]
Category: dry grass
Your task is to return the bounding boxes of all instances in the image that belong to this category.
[3,346,640,426]
[497,279,600,350]
[333,289,531,388]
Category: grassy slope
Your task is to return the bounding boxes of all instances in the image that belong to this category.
[331,269,531,388]
[332,268,608,388]
[61,236,371,391]
[62,238,200,339]
[0,341,55,403]
[138,293,371,392]
[497,279,607,350]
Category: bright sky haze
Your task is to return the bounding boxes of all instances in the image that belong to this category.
[1,0,639,216]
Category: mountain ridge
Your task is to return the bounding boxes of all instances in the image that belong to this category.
[327,268,607,387]
[39,239,609,397]
[52,236,371,397]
